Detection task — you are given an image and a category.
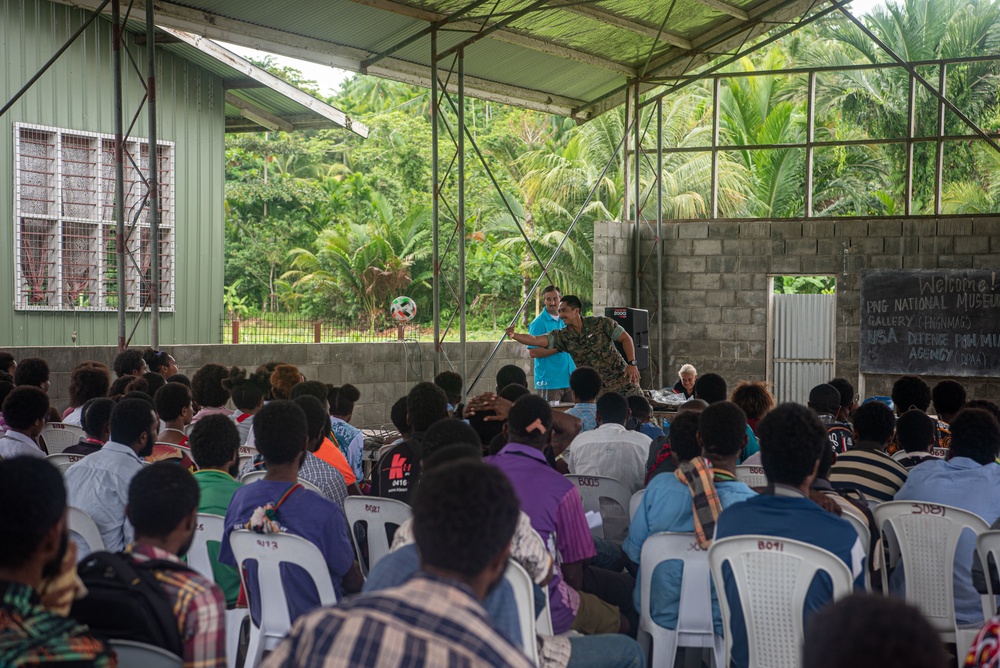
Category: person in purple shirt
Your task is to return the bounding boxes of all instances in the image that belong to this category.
[486,394,630,636]
[219,401,362,627]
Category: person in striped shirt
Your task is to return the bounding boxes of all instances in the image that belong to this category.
[829,400,908,502]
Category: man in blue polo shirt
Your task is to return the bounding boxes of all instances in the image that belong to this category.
[527,285,575,403]
[715,403,865,668]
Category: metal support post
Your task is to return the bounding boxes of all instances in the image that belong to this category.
[935,64,946,216]
[457,49,467,390]
[905,74,915,216]
[656,97,664,388]
[113,0,126,352]
[805,70,815,217]
[633,82,641,308]
[710,77,720,219]
[431,30,441,375]
[147,0,159,348]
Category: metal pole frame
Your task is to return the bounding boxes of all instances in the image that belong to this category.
[113,0,126,351]
[147,0,160,348]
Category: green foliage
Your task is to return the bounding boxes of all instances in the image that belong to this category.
[773,275,836,295]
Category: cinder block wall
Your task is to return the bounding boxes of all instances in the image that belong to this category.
[609,216,1000,400]
[3,342,531,428]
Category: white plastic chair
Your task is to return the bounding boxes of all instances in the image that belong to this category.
[638,532,723,668]
[46,452,86,473]
[108,639,182,668]
[40,423,86,455]
[708,535,854,668]
[504,560,540,666]
[629,489,646,521]
[874,501,991,665]
[67,507,104,556]
[188,514,246,668]
[977,530,1000,604]
[239,470,323,495]
[343,496,412,577]
[564,474,632,542]
[734,465,767,488]
[229,530,337,668]
[841,512,872,592]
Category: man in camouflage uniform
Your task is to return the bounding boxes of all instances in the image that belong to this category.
[507,295,641,397]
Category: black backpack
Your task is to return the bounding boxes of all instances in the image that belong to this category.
[71,551,191,657]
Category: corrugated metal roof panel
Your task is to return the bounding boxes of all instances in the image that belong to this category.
[52,0,828,120]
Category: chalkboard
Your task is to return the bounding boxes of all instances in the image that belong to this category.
[860,269,1000,377]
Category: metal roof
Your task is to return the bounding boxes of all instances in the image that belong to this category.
[123,24,368,136]
[56,0,835,121]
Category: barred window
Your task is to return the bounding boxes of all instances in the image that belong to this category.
[13,123,174,311]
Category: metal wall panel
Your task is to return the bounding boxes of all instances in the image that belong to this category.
[773,293,836,404]
[0,0,225,345]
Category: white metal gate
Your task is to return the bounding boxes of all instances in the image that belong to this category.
[770,293,836,405]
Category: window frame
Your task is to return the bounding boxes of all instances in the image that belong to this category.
[13,122,175,312]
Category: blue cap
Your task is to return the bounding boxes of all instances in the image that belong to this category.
[861,395,895,412]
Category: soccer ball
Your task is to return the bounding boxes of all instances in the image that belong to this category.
[390,296,417,322]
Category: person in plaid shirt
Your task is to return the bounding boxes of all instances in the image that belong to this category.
[0,457,116,667]
[126,463,226,668]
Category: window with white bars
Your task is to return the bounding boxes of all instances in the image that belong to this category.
[13,123,175,311]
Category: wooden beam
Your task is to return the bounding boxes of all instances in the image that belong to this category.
[225,92,294,132]
[546,0,692,50]
[688,0,749,21]
[223,78,267,89]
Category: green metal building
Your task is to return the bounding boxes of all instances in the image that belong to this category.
[0,0,364,346]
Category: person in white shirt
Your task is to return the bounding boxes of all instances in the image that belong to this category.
[563,391,651,494]
[0,386,49,459]
[65,398,157,557]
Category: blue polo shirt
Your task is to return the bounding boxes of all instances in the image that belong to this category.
[714,490,865,668]
[528,310,575,390]
[893,456,1000,625]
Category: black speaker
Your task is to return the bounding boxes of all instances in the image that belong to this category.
[604,307,649,370]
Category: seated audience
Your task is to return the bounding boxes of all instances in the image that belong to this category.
[64,398,114,456]
[14,358,60,424]
[645,411,701,483]
[375,382,449,503]
[143,348,179,378]
[0,352,15,377]
[496,364,528,394]
[808,383,854,454]
[125,463,227,668]
[673,364,696,399]
[933,378,967,428]
[803,594,948,668]
[625,401,757,637]
[152,382,195,467]
[627,395,663,440]
[694,373,759,462]
[487,395,630,636]
[62,363,110,426]
[65,398,156,556]
[0,386,49,459]
[112,349,147,378]
[190,415,243,608]
[219,401,362,628]
[889,375,950,454]
[829,400,908,502]
[0,457,115,667]
[563,392,650,494]
[387,396,410,445]
[433,370,463,414]
[328,384,364,481]
[828,377,858,424]
[286,383,359,493]
[715,403,865,668]
[223,366,268,445]
[891,408,939,469]
[894,408,1000,628]
[190,364,233,424]
[565,366,602,432]
[730,380,774,437]
[142,372,167,398]
[262,460,535,668]
[268,364,303,401]
[0,381,13,433]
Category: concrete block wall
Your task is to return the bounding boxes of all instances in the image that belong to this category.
[608,216,1000,400]
[593,221,634,312]
[3,341,532,428]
